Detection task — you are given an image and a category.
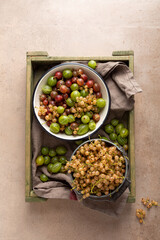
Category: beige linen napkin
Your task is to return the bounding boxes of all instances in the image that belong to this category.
[32,61,142,216]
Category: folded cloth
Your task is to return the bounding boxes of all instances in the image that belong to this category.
[96,62,142,120]
[32,61,142,215]
[78,189,130,217]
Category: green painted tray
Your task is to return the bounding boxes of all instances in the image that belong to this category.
[25,51,135,203]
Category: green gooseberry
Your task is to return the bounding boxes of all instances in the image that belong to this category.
[41,147,49,155]
[50,123,60,133]
[65,126,73,135]
[81,115,90,124]
[51,156,59,164]
[47,76,57,87]
[68,114,75,123]
[36,156,44,166]
[88,60,97,69]
[77,124,89,135]
[71,90,80,102]
[49,149,57,157]
[80,89,88,97]
[89,121,96,131]
[40,174,49,182]
[115,123,124,134]
[63,69,73,79]
[52,162,62,173]
[57,106,65,114]
[66,98,75,107]
[109,133,117,141]
[44,156,51,165]
[96,98,106,108]
[105,124,114,134]
[120,128,129,138]
[75,140,83,145]
[58,115,69,125]
[117,135,128,146]
[86,111,93,119]
[71,83,79,91]
[111,119,119,127]
[47,163,54,173]
[59,156,67,165]
[42,85,52,94]
[56,145,67,155]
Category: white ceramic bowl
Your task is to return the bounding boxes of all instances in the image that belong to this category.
[33,63,111,140]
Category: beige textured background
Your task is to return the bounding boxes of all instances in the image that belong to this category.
[0,0,160,239]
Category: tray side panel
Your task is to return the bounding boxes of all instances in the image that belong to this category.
[128,55,136,203]
[25,57,33,200]
[25,55,47,202]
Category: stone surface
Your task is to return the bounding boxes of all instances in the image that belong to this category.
[0,0,160,239]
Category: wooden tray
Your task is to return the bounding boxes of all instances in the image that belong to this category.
[25,51,135,203]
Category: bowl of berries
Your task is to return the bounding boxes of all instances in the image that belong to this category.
[33,63,110,140]
[65,139,130,200]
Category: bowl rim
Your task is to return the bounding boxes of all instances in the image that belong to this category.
[32,62,111,141]
[69,138,129,199]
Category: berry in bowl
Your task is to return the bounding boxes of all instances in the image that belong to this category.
[33,63,110,140]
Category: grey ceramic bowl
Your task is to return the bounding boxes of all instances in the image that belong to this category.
[70,139,130,201]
